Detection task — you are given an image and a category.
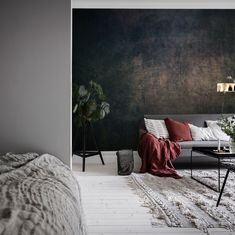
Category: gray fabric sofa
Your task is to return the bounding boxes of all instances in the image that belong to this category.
[141,114,232,160]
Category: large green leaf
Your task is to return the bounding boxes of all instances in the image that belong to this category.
[78,85,88,97]
[73,104,78,113]
[87,100,97,116]
[101,102,110,114]
[100,109,106,119]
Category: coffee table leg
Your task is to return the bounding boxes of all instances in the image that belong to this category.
[216,169,230,207]
[218,158,220,192]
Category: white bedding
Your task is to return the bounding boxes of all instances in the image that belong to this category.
[0,153,86,235]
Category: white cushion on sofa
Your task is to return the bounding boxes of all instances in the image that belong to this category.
[189,124,217,141]
[206,120,230,141]
[144,118,169,138]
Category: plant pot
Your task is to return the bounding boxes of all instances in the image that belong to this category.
[229,139,235,153]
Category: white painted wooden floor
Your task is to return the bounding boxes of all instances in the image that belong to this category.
[72,152,233,235]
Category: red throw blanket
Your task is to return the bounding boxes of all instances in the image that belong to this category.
[138,132,181,179]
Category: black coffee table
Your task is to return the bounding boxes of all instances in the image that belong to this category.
[191,147,235,192]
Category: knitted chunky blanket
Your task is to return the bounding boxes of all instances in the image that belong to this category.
[0,153,86,235]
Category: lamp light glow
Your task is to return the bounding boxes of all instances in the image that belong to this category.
[217,83,235,93]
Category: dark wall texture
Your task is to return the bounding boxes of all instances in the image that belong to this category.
[73,9,235,150]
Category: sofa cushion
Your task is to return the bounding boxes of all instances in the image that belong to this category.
[189,124,217,141]
[178,140,229,149]
[165,118,192,142]
[144,118,169,138]
[206,120,230,141]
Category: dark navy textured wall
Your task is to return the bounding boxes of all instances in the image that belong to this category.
[73,9,235,150]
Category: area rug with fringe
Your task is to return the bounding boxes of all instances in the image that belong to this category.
[129,170,235,233]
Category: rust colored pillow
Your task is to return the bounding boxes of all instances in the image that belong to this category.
[164,118,192,142]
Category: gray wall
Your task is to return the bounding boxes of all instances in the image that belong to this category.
[0,0,71,166]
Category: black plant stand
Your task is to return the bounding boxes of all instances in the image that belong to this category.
[74,121,105,172]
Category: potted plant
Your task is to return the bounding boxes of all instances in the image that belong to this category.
[72,81,110,171]
[218,115,235,153]
[73,80,110,127]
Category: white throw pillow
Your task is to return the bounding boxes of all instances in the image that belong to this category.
[189,124,217,141]
[206,120,230,141]
[144,118,169,139]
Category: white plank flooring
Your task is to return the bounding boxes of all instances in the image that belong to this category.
[73,152,233,235]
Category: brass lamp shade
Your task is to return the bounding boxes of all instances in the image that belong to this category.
[217,83,235,93]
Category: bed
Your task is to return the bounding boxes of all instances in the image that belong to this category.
[0,152,86,235]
